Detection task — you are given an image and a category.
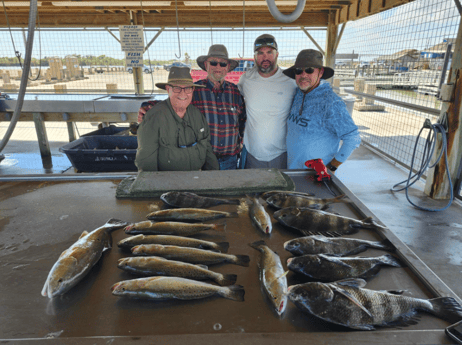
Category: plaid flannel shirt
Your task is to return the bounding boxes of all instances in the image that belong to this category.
[192,79,246,157]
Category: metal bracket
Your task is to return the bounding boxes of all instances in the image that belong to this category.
[437,112,449,133]
[439,83,455,102]
[62,112,69,121]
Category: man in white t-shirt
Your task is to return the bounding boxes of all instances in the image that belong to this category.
[237,34,297,169]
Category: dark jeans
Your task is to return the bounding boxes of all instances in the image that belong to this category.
[218,154,238,170]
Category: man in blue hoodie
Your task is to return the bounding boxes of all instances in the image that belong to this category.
[284,49,361,172]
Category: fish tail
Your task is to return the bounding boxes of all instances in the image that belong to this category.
[248,240,266,252]
[333,194,350,203]
[211,223,226,232]
[359,217,388,231]
[216,273,238,286]
[378,254,402,268]
[428,297,462,323]
[216,241,230,253]
[226,212,239,218]
[104,218,130,232]
[232,254,250,267]
[370,239,395,252]
[220,285,245,302]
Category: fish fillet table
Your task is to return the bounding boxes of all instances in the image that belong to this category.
[0,171,458,344]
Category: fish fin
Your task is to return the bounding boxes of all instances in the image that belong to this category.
[333,194,350,203]
[429,297,462,323]
[331,285,373,319]
[320,205,330,211]
[79,231,89,239]
[196,264,208,270]
[212,223,226,232]
[216,242,230,253]
[372,239,395,252]
[307,203,323,210]
[291,208,302,216]
[333,278,367,288]
[217,273,238,286]
[348,324,376,331]
[233,255,250,267]
[379,289,405,295]
[311,235,338,245]
[249,240,266,251]
[226,212,239,218]
[104,218,130,232]
[270,271,289,285]
[318,254,353,268]
[378,254,403,268]
[380,312,421,328]
[221,285,245,302]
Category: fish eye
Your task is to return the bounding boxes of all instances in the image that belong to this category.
[58,279,63,283]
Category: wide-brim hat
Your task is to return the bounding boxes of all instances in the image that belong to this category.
[155,66,205,90]
[283,49,334,80]
[196,44,239,72]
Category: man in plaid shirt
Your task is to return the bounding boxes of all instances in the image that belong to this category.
[193,45,246,170]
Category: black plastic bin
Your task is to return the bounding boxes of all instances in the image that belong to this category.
[81,125,129,137]
[59,136,138,172]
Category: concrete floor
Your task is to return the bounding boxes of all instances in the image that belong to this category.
[337,144,462,299]
[1,124,461,299]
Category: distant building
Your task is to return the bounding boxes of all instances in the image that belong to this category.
[420,38,455,59]
[376,49,420,71]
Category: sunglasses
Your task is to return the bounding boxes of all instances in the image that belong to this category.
[170,86,194,94]
[254,37,277,49]
[208,61,228,67]
[178,125,198,149]
[295,67,316,75]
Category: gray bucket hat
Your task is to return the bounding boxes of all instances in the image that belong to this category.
[155,66,205,90]
[283,49,334,80]
[196,44,239,72]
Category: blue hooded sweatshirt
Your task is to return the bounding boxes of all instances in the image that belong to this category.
[286,82,361,169]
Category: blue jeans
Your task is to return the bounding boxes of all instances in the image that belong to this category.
[218,154,238,170]
[238,146,247,169]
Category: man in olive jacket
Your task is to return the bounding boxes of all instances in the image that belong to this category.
[135,67,219,171]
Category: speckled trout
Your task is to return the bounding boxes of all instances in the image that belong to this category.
[261,190,315,200]
[146,208,238,222]
[160,191,240,208]
[249,240,288,316]
[41,218,128,299]
[118,234,229,252]
[131,244,250,266]
[124,221,226,236]
[288,278,462,330]
[117,256,237,285]
[111,276,245,301]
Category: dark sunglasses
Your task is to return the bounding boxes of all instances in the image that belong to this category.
[170,86,194,94]
[178,125,198,149]
[295,67,315,75]
[254,37,277,48]
[208,61,228,67]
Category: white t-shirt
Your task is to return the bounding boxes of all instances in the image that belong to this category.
[238,66,297,162]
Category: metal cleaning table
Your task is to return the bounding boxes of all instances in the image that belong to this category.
[0,170,459,344]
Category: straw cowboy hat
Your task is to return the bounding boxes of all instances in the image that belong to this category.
[196,44,239,72]
[283,49,335,80]
[155,66,205,90]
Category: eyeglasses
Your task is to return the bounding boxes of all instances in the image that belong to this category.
[254,37,277,49]
[170,86,194,94]
[178,124,198,149]
[295,67,315,75]
[208,61,228,67]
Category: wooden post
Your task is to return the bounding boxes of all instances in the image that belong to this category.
[325,11,338,85]
[130,12,144,94]
[33,113,53,169]
[106,83,118,94]
[424,20,462,199]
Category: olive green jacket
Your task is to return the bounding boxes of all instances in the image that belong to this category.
[135,99,219,171]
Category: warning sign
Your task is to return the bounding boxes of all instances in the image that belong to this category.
[125,51,144,67]
[119,25,145,52]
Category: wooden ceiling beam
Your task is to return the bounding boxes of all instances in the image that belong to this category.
[0,11,329,27]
